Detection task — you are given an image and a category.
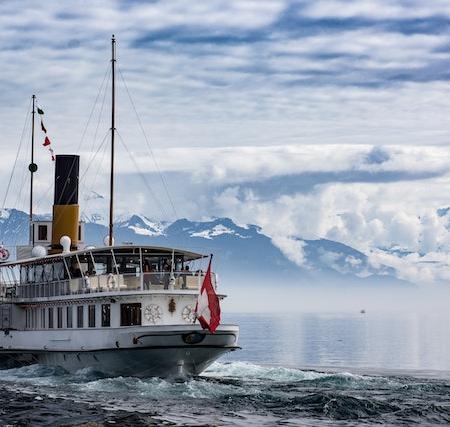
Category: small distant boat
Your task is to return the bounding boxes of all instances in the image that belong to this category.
[360,309,366,314]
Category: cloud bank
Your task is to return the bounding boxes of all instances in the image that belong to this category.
[1,1,450,285]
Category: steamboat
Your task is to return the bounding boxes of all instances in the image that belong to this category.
[0,37,239,378]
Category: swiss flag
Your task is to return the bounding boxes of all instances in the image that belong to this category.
[195,256,220,333]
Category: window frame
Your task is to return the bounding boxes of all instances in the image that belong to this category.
[77,305,84,328]
[66,306,73,328]
[57,307,63,328]
[88,305,96,328]
[101,304,111,327]
[48,307,54,329]
[120,303,142,327]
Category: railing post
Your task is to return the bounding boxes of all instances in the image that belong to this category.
[139,247,143,291]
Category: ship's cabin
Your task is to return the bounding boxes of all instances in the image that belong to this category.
[0,246,213,301]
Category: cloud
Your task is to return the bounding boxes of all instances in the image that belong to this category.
[301,1,450,20]
[1,1,450,285]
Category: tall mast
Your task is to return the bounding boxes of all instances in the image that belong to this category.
[29,94,37,245]
[109,35,116,246]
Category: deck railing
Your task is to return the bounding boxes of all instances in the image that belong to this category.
[10,271,215,300]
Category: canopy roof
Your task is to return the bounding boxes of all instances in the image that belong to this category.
[0,245,207,268]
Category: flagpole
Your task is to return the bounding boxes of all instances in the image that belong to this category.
[29,94,37,246]
[109,35,116,246]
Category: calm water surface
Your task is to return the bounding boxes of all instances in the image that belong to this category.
[1,312,450,426]
[228,312,450,372]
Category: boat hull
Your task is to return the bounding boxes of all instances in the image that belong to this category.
[0,325,239,378]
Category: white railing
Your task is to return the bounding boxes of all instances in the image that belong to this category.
[12,271,215,300]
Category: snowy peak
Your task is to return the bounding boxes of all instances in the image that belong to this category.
[167,218,258,240]
[80,212,106,224]
[116,214,167,237]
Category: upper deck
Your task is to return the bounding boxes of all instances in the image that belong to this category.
[0,245,214,302]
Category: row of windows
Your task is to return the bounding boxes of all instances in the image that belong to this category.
[24,303,142,329]
[25,304,111,329]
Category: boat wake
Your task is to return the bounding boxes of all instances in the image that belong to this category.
[0,361,449,426]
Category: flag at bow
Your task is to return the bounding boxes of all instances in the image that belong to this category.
[195,255,221,333]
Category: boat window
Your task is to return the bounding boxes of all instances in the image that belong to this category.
[28,266,34,283]
[78,253,92,275]
[91,254,114,275]
[115,255,141,275]
[35,265,44,283]
[48,307,54,329]
[88,305,96,328]
[66,306,73,328]
[68,257,82,278]
[143,257,159,272]
[43,264,53,282]
[20,266,28,284]
[77,306,84,328]
[120,303,141,326]
[38,225,48,241]
[25,309,30,329]
[54,262,67,281]
[57,307,63,328]
[101,304,111,327]
[41,308,45,328]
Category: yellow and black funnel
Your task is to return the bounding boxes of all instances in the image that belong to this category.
[51,155,80,251]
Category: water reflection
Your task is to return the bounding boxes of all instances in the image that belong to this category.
[223,312,450,371]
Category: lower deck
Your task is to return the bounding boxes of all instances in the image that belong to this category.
[1,291,208,331]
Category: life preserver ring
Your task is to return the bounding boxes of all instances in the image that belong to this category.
[0,247,10,261]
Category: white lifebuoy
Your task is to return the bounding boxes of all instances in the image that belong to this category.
[0,247,9,261]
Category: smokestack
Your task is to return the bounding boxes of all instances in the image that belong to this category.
[51,155,80,251]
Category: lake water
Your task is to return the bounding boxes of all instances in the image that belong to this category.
[1,312,450,426]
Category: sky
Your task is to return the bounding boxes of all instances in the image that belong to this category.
[2,0,450,284]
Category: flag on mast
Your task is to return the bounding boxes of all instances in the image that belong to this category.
[195,255,221,333]
[36,100,56,161]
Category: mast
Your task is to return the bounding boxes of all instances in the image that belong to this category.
[108,35,116,246]
[28,94,37,245]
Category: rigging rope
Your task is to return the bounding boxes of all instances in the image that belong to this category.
[75,64,110,153]
[117,65,179,219]
[116,129,169,220]
[90,68,111,155]
[12,123,32,213]
[78,68,110,204]
[82,130,109,213]
[2,98,32,210]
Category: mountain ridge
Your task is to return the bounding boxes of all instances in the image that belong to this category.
[0,208,409,287]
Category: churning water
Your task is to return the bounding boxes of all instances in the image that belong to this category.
[2,312,450,426]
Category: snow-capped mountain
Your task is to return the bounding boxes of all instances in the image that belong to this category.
[0,209,408,286]
[115,215,167,237]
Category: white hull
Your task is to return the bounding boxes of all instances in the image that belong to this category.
[0,324,239,377]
